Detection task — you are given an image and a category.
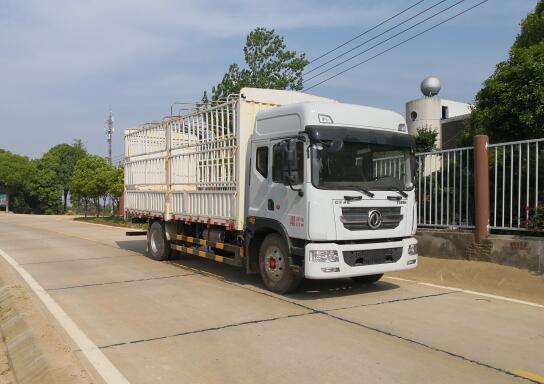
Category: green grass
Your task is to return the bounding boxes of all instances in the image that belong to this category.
[74,216,147,230]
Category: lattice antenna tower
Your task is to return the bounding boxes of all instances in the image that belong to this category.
[105,109,114,164]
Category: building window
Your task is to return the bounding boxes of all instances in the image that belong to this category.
[442,106,449,119]
[256,146,268,178]
[410,111,418,121]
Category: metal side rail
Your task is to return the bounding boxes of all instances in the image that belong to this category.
[171,234,244,267]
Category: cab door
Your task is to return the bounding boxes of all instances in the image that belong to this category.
[247,140,272,219]
[266,140,307,239]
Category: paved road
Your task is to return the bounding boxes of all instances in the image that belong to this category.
[0,214,542,384]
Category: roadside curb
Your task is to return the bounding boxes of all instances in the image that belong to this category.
[72,218,145,231]
[0,278,56,384]
[72,219,127,229]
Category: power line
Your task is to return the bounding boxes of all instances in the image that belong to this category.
[304,0,466,84]
[308,0,427,65]
[304,0,449,76]
[303,0,489,92]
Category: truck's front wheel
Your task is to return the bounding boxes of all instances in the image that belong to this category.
[147,221,171,261]
[259,234,302,294]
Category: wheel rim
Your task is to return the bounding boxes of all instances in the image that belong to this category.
[150,229,161,254]
[264,245,285,282]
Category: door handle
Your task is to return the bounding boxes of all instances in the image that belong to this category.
[268,199,274,211]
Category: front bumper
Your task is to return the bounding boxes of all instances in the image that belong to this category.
[304,237,418,279]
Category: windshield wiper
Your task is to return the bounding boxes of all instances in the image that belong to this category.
[388,187,408,198]
[345,186,375,198]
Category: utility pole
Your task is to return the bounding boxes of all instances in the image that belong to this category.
[105,109,114,165]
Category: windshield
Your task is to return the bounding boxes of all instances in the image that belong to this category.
[311,141,415,191]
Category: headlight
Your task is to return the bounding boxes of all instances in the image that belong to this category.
[408,244,418,255]
[310,250,339,263]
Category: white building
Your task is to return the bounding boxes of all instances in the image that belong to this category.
[406,77,471,149]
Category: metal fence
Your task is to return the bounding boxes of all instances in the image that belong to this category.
[488,138,544,231]
[416,137,544,233]
[416,147,474,229]
[373,154,405,179]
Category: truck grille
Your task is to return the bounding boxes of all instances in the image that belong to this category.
[343,247,403,267]
[340,206,403,231]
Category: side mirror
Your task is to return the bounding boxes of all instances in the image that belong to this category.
[281,140,299,184]
[326,139,344,154]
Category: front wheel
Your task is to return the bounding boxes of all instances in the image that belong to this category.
[350,274,383,284]
[259,234,302,294]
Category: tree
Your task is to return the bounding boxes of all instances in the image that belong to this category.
[207,28,309,101]
[41,141,87,211]
[107,166,124,215]
[27,159,63,214]
[0,150,34,212]
[513,1,544,49]
[470,1,544,141]
[71,155,110,217]
[0,150,65,214]
[414,127,438,153]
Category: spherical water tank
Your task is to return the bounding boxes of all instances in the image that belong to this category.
[421,76,441,97]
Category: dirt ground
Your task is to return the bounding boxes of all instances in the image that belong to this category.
[390,256,544,305]
[0,339,14,384]
[0,256,93,384]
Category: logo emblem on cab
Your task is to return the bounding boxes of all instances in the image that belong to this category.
[368,209,383,230]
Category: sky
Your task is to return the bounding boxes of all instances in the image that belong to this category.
[0,0,537,161]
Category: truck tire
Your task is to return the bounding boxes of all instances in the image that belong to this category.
[259,233,302,294]
[147,221,171,261]
[350,274,383,284]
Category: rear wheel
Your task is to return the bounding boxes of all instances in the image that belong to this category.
[259,234,302,294]
[350,274,383,284]
[147,221,171,261]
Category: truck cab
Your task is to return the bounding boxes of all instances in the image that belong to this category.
[247,101,418,292]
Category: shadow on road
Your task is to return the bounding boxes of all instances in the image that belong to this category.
[291,279,399,300]
[167,253,400,300]
[116,239,147,255]
[115,239,400,299]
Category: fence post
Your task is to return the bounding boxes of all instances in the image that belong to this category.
[473,135,489,242]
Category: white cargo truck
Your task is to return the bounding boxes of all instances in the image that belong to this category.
[124,88,418,293]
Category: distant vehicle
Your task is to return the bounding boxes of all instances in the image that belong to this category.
[124,88,418,293]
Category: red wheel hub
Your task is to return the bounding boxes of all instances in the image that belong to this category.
[268,256,277,270]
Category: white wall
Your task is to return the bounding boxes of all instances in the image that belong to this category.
[405,97,471,149]
[441,99,471,119]
[406,98,442,141]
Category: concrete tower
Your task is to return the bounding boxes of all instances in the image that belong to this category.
[406,77,471,149]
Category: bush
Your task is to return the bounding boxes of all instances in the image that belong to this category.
[415,127,438,153]
[524,205,544,233]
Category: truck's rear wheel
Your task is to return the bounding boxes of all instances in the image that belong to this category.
[259,234,301,294]
[350,274,383,284]
[147,221,171,261]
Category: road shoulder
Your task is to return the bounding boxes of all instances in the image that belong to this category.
[0,255,93,384]
[389,256,544,305]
